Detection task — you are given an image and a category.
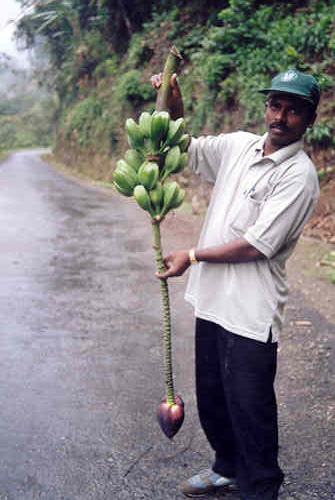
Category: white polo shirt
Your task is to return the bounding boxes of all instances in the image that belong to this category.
[184,131,320,342]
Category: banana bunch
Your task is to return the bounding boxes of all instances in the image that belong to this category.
[113,110,189,220]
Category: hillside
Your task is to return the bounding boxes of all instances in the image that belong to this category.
[0,59,56,151]
[14,0,335,245]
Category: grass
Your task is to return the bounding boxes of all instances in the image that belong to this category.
[291,237,335,285]
[0,151,10,163]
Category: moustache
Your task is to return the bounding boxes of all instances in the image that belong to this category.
[270,122,289,132]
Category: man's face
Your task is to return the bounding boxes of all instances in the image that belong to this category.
[264,92,316,150]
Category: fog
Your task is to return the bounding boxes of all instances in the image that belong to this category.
[0,0,30,68]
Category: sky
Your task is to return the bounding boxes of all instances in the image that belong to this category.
[0,0,30,66]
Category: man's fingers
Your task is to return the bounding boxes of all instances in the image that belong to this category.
[150,73,163,89]
[155,251,190,280]
[150,72,179,91]
[155,255,172,280]
[170,73,177,85]
[163,254,173,267]
[156,270,171,280]
[156,264,174,279]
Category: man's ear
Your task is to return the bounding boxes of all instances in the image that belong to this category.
[308,112,317,128]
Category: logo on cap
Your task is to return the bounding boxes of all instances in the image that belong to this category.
[280,70,298,82]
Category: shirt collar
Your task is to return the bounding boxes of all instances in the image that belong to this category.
[254,133,304,165]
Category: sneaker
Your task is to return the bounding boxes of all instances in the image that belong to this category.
[182,468,236,497]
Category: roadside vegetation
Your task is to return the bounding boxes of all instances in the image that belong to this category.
[10,0,335,251]
[13,1,335,171]
[0,58,56,152]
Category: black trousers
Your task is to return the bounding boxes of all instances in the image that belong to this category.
[195,318,284,500]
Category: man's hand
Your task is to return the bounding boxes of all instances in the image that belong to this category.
[156,250,190,279]
[150,72,164,91]
[156,238,265,280]
[150,73,184,120]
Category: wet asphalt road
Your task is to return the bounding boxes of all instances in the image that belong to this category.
[0,151,334,500]
[0,150,200,500]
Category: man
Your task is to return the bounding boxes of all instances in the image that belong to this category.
[152,69,320,500]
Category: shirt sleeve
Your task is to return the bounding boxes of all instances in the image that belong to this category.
[244,169,319,259]
[188,134,230,183]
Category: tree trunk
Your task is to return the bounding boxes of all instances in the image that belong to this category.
[116,0,132,37]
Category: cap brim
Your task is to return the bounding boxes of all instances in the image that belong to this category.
[258,87,315,105]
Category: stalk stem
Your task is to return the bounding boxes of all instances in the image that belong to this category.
[151,219,175,406]
[155,46,183,113]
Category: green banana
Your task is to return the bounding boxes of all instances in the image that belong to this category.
[133,184,155,217]
[169,152,188,175]
[167,117,185,146]
[151,111,170,148]
[139,111,153,137]
[113,159,138,195]
[124,149,144,172]
[126,118,145,150]
[149,182,164,214]
[178,134,190,152]
[170,187,185,209]
[138,161,159,191]
[161,181,180,216]
[162,145,181,178]
[159,111,170,137]
[113,170,137,195]
[113,180,133,197]
[115,159,138,185]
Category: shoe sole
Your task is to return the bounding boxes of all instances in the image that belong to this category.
[183,483,237,497]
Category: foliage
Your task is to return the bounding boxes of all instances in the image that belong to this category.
[93,57,119,80]
[126,34,154,69]
[115,70,155,108]
[185,0,335,131]
[0,117,24,149]
[13,0,335,172]
[317,166,335,183]
[64,94,104,145]
[0,94,55,151]
[0,70,56,151]
[73,29,110,80]
[305,120,335,147]
[204,53,233,91]
[0,95,21,116]
[320,250,335,285]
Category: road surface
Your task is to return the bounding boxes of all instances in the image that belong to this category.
[0,151,333,499]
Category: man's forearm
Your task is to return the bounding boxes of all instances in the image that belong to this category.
[156,238,265,280]
[194,238,265,264]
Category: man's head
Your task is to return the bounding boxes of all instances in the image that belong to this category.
[259,69,320,151]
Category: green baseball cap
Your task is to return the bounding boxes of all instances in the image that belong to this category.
[259,69,320,108]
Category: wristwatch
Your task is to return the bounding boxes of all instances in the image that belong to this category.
[189,248,198,265]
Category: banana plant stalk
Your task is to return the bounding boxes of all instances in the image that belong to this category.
[152,219,184,439]
[113,46,186,439]
[155,46,183,114]
[154,46,185,439]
